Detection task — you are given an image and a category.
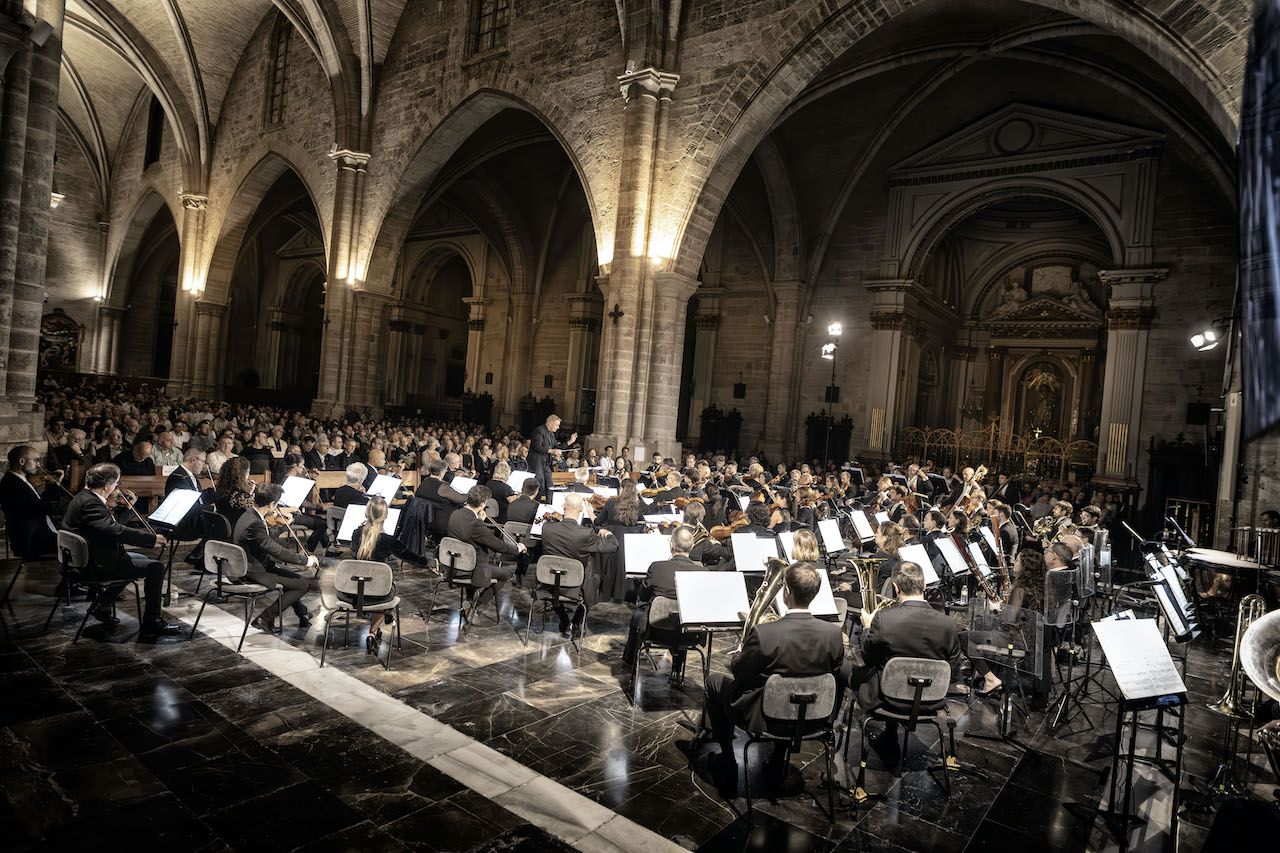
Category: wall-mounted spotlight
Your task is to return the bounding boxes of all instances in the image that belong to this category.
[1189,327,1221,352]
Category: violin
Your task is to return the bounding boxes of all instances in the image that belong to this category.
[709,509,749,543]
[588,493,610,511]
[109,487,138,509]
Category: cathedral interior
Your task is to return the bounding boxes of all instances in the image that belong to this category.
[1,1,1279,852]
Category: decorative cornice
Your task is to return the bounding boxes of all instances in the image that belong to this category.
[618,67,679,101]
[1097,267,1169,286]
[467,318,486,332]
[181,193,208,211]
[889,148,1161,188]
[695,314,721,331]
[195,301,226,317]
[328,148,371,170]
[568,317,594,332]
[869,311,905,331]
[1106,307,1157,330]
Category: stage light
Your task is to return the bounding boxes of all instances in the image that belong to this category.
[821,342,837,359]
[828,322,842,336]
[1190,327,1221,352]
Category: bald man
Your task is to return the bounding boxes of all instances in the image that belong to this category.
[537,493,616,637]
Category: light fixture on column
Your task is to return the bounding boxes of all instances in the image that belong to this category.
[819,325,842,465]
[1189,326,1222,352]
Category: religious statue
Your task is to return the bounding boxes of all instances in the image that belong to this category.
[1025,365,1062,435]
[991,275,1029,317]
[1064,279,1100,317]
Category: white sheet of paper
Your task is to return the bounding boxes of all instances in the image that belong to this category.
[506,470,537,491]
[624,533,672,576]
[449,476,478,494]
[1157,565,1192,613]
[731,533,780,573]
[675,571,749,626]
[778,531,796,561]
[643,513,683,524]
[1153,583,1193,637]
[279,475,314,509]
[775,567,838,618]
[338,504,402,542]
[849,511,874,541]
[633,445,646,464]
[161,465,178,476]
[979,525,1000,558]
[589,485,617,497]
[897,543,940,585]
[737,495,751,511]
[818,518,846,553]
[968,542,994,577]
[1092,618,1187,699]
[148,488,201,526]
[874,511,890,525]
[934,536,970,576]
[368,474,401,501]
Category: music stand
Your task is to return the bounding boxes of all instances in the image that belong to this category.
[675,571,749,734]
[1045,567,1093,731]
[148,489,203,604]
[965,599,1044,751]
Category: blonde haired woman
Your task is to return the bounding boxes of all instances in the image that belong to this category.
[347,496,429,652]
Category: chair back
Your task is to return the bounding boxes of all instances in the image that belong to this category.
[833,596,849,626]
[761,673,838,734]
[56,530,89,570]
[438,536,477,576]
[334,559,393,597]
[201,509,232,542]
[325,505,346,535]
[647,595,682,631]
[879,657,951,706]
[536,555,584,588]
[504,521,532,546]
[204,540,250,582]
[483,498,499,518]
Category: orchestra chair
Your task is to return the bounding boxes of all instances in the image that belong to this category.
[189,541,281,652]
[522,555,586,650]
[845,657,955,803]
[319,559,401,670]
[629,596,710,706]
[425,537,495,634]
[325,506,346,548]
[741,673,840,824]
[833,597,851,641]
[503,521,532,547]
[42,530,142,645]
[193,510,233,597]
[1,508,58,612]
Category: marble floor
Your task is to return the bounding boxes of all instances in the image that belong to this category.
[1,547,1276,853]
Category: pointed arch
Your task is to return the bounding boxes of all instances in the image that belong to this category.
[105,190,181,308]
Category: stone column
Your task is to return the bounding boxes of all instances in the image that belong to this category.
[1077,348,1097,439]
[686,287,724,443]
[642,271,698,458]
[315,149,370,415]
[191,301,227,397]
[169,192,208,395]
[0,33,29,398]
[347,290,389,409]
[983,347,1006,427]
[262,307,295,389]
[94,305,123,375]
[501,291,533,420]
[1095,268,1166,480]
[563,292,602,429]
[384,317,409,406]
[462,296,489,393]
[761,281,803,459]
[861,280,918,457]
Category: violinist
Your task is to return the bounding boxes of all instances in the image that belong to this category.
[793,486,820,530]
[234,483,317,632]
[739,502,776,540]
[566,467,595,494]
[507,478,542,525]
[654,471,686,504]
[61,462,180,637]
[682,499,729,566]
[614,445,634,474]
[276,461,334,555]
[904,463,930,503]
[0,445,62,558]
[214,457,255,525]
[886,486,908,523]
[484,461,518,524]
[334,463,371,509]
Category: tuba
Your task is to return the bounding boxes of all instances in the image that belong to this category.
[855,556,898,616]
[1208,594,1268,719]
[739,557,789,644]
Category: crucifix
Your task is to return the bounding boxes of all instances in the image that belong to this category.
[608,303,624,325]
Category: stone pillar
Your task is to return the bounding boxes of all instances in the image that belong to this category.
[191,301,227,397]
[761,281,803,459]
[262,307,295,389]
[861,280,917,457]
[685,287,724,443]
[501,291,533,420]
[593,68,678,452]
[462,296,489,393]
[384,317,409,406]
[1095,268,1166,481]
[169,192,208,395]
[1077,348,1097,439]
[642,271,698,458]
[0,33,29,397]
[983,347,1005,427]
[315,149,370,415]
[563,292,602,430]
[347,290,389,409]
[94,305,123,375]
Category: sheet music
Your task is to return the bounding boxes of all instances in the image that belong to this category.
[148,489,201,526]
[338,504,402,542]
[506,470,537,491]
[1156,565,1191,613]
[933,536,970,576]
[624,533,672,576]
[736,495,751,511]
[279,476,314,508]
[874,511,890,525]
[643,513,683,524]
[731,533,780,573]
[849,511,874,541]
[778,531,796,561]
[450,476,478,494]
[161,465,178,476]
[589,485,617,497]
[1153,583,1193,638]
[675,571,748,626]
[979,525,999,557]
[1092,618,1187,699]
[897,543,940,585]
[818,518,846,553]
[774,567,838,617]
[368,474,402,501]
[967,542,994,578]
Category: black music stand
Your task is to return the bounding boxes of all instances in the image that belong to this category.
[964,599,1043,751]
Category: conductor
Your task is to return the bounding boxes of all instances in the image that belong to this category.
[529,414,576,500]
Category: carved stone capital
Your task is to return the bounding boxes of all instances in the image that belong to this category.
[652,271,700,304]
[695,314,720,332]
[195,301,226,319]
[568,317,593,332]
[1106,307,1156,330]
[467,318,486,333]
[869,311,905,331]
[1097,267,1168,287]
[618,68,680,102]
[181,193,209,211]
[329,148,372,170]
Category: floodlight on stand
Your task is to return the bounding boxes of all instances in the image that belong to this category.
[821,341,837,360]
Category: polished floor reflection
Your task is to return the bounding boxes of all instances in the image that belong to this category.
[1,550,1274,852]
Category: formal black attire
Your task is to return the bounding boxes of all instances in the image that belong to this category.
[302,448,324,471]
[704,611,845,751]
[333,485,369,509]
[538,517,617,628]
[95,444,125,464]
[444,509,520,601]
[844,599,960,712]
[241,447,274,475]
[528,424,569,499]
[483,478,515,524]
[113,451,155,477]
[232,507,311,622]
[507,495,540,525]
[416,477,466,535]
[621,553,703,665]
[0,471,59,557]
[60,489,166,623]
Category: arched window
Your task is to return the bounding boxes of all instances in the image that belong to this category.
[265,15,292,127]
[143,96,164,168]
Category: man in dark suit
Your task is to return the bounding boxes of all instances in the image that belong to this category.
[701,563,844,784]
[845,560,960,715]
[60,463,180,637]
[415,459,466,535]
[565,467,595,494]
[333,463,371,508]
[737,502,776,539]
[991,472,1019,505]
[445,485,526,620]
[507,478,542,525]
[538,493,616,637]
[95,428,126,464]
[528,414,576,500]
[996,504,1019,562]
[114,441,156,477]
[621,525,702,669]
[233,483,317,631]
[164,447,207,496]
[1,445,63,558]
[654,471,687,505]
[300,436,323,471]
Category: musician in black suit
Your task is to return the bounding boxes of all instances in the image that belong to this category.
[506,478,542,525]
[991,472,1019,505]
[164,447,207,496]
[300,436,323,472]
[538,493,616,637]
[736,501,776,539]
[415,459,466,535]
[654,472,687,504]
[996,504,1019,561]
[60,463,180,636]
[445,485,526,620]
[701,563,844,785]
[233,483,317,631]
[564,467,595,494]
[333,463,371,508]
[621,525,702,669]
[1,445,62,558]
[529,414,576,500]
[844,561,960,716]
